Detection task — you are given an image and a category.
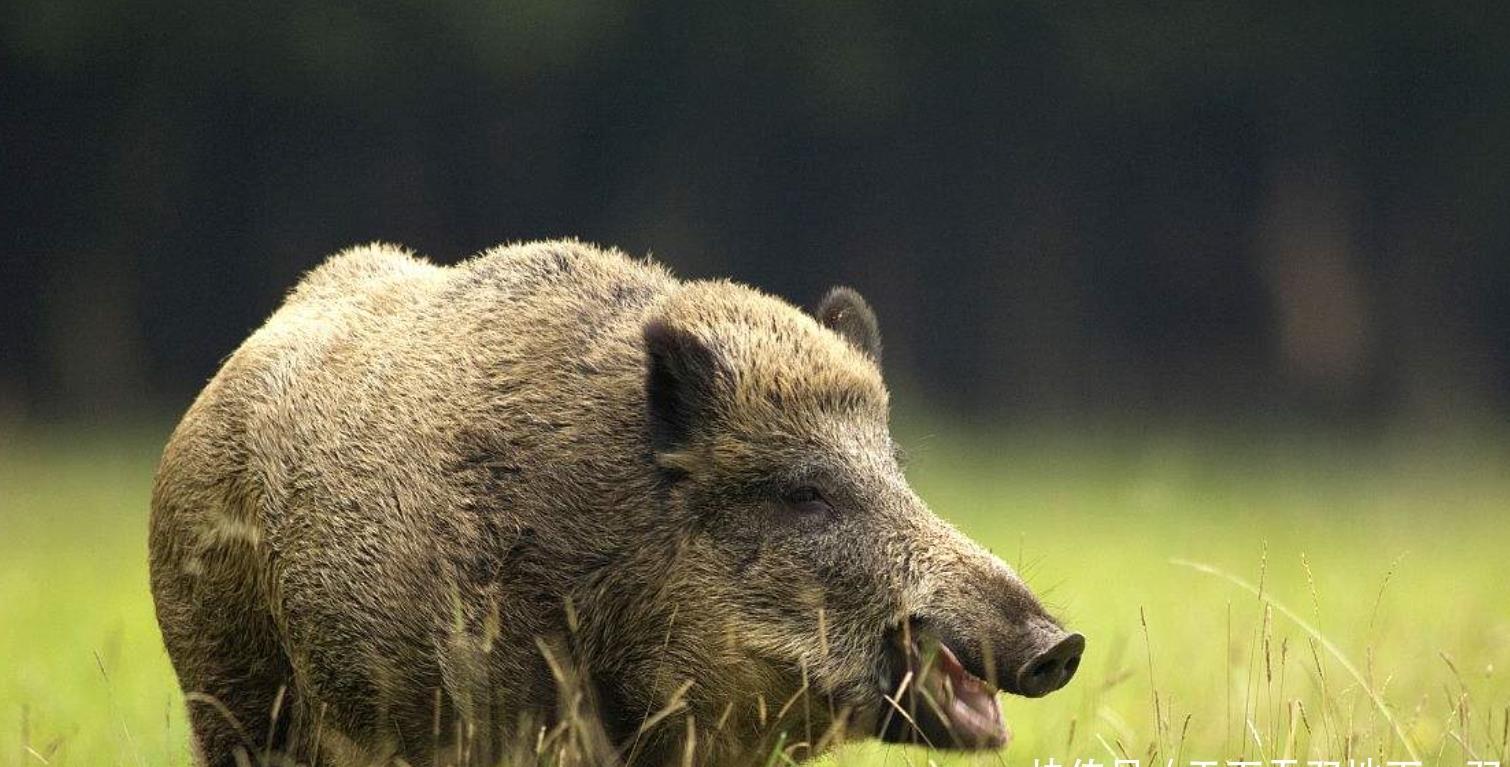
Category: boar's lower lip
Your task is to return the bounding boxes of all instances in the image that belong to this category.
[929,639,1010,748]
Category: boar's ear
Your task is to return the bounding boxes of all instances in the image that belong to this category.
[643,319,721,455]
[815,286,882,362]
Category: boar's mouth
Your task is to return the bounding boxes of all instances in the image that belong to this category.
[875,625,1010,750]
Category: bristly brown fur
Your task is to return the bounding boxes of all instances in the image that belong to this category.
[149,239,1069,766]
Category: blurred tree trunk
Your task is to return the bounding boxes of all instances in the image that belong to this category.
[1258,157,1375,411]
[40,78,169,420]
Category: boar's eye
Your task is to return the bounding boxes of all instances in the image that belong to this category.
[782,486,833,517]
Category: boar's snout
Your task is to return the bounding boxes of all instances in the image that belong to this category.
[1007,627,1084,697]
[873,494,1086,748]
[902,517,1086,701]
[923,611,1084,699]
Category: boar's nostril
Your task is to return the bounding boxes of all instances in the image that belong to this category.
[1014,632,1085,697]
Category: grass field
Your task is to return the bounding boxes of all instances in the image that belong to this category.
[2,422,1507,766]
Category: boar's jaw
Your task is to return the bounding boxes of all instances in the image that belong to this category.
[875,624,1010,750]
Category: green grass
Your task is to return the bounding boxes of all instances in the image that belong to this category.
[2,423,1507,766]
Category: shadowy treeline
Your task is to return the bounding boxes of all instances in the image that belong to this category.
[3,1,1507,425]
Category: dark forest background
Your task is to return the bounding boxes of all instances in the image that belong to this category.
[4,1,1508,427]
